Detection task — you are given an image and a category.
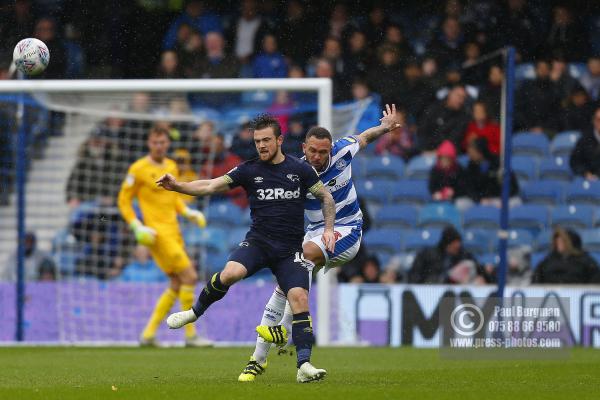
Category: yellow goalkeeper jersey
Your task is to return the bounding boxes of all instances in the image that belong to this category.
[118,156,186,235]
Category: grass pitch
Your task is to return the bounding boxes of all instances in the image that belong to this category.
[1,347,599,400]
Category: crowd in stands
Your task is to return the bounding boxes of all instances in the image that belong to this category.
[2,1,600,284]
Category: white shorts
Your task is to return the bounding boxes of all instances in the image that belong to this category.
[303,223,362,268]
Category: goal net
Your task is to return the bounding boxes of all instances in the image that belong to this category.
[0,78,374,345]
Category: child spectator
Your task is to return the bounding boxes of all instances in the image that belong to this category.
[119,245,167,283]
[428,140,465,201]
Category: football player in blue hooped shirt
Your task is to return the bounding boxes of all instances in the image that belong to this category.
[246,104,404,380]
[156,114,336,383]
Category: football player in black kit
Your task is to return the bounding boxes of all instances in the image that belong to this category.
[157,114,335,382]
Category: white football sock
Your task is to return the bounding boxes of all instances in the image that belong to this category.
[252,287,286,363]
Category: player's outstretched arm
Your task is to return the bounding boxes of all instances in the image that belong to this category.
[357,103,403,149]
[309,181,336,253]
[157,174,230,197]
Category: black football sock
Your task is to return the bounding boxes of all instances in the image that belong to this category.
[191,272,229,317]
[292,311,315,368]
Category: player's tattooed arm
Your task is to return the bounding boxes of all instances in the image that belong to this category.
[309,181,336,253]
[357,103,403,149]
[156,174,230,196]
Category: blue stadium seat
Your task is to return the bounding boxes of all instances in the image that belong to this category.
[403,228,441,252]
[184,227,227,253]
[538,156,572,181]
[375,205,418,228]
[204,249,231,274]
[512,133,550,158]
[418,202,461,228]
[463,205,501,229]
[364,155,405,180]
[463,229,494,255]
[565,180,600,205]
[351,154,371,181]
[512,155,538,182]
[390,180,430,205]
[591,253,600,265]
[457,154,469,168]
[507,229,534,249]
[568,63,587,79]
[535,232,552,253]
[530,251,547,270]
[509,205,549,233]
[515,63,535,81]
[479,253,499,267]
[521,180,564,205]
[356,179,391,204]
[227,227,248,251]
[362,228,402,255]
[190,107,222,122]
[405,155,435,180]
[223,108,263,125]
[205,202,244,227]
[240,90,275,107]
[551,205,595,229]
[581,229,600,252]
[550,131,581,158]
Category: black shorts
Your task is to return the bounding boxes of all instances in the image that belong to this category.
[228,233,310,294]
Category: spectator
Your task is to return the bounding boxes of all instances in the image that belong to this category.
[195,31,239,79]
[122,92,153,162]
[323,3,355,43]
[363,5,388,48]
[375,107,417,160]
[428,140,465,201]
[462,101,500,155]
[570,107,600,180]
[230,122,257,161]
[33,17,67,79]
[74,215,122,280]
[277,0,314,66]
[478,65,503,122]
[281,116,305,158]
[367,44,403,107]
[562,86,596,132]
[461,42,487,86]
[532,228,600,284]
[544,5,588,62]
[314,58,348,103]
[173,149,198,205]
[418,85,470,151]
[0,0,35,56]
[383,23,414,66]
[119,245,167,283]
[189,120,216,167]
[163,0,222,50]
[252,34,288,78]
[493,0,537,61]
[397,59,436,122]
[156,50,184,79]
[408,225,486,284]
[66,135,123,208]
[178,30,204,78]
[343,30,371,80]
[268,91,293,134]
[231,0,267,64]
[550,56,579,101]
[461,137,519,207]
[579,56,600,101]
[199,133,247,208]
[320,36,346,80]
[1,232,56,281]
[171,23,194,54]
[349,255,387,284]
[514,59,561,132]
[350,78,382,133]
[426,17,464,71]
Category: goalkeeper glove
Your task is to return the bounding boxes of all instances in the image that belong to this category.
[130,219,157,246]
[183,207,207,228]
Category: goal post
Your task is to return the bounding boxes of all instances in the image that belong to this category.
[0,78,338,345]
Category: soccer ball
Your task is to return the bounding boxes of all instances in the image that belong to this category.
[13,38,50,76]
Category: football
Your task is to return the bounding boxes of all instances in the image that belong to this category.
[13,38,50,76]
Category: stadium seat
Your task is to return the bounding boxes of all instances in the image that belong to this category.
[205,202,245,227]
[568,63,587,79]
[509,204,549,233]
[375,205,418,228]
[463,205,501,229]
[417,203,461,228]
[356,179,391,204]
[591,253,600,265]
[538,157,572,181]
[521,180,564,205]
[390,180,430,205]
[551,205,595,230]
[362,228,402,255]
[530,251,547,270]
[512,133,550,158]
[183,227,227,253]
[550,131,581,158]
[512,155,538,182]
[479,253,499,267]
[204,249,231,275]
[507,229,534,249]
[535,232,552,253]
[405,155,435,180]
[565,180,600,205]
[463,229,495,255]
[223,108,263,125]
[457,154,469,168]
[515,63,535,81]
[581,229,600,252]
[403,228,441,252]
[351,154,371,181]
[364,155,405,181]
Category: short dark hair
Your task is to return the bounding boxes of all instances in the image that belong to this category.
[147,126,170,140]
[250,113,281,137]
[305,126,332,142]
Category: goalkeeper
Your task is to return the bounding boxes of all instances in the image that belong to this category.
[117,126,211,347]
